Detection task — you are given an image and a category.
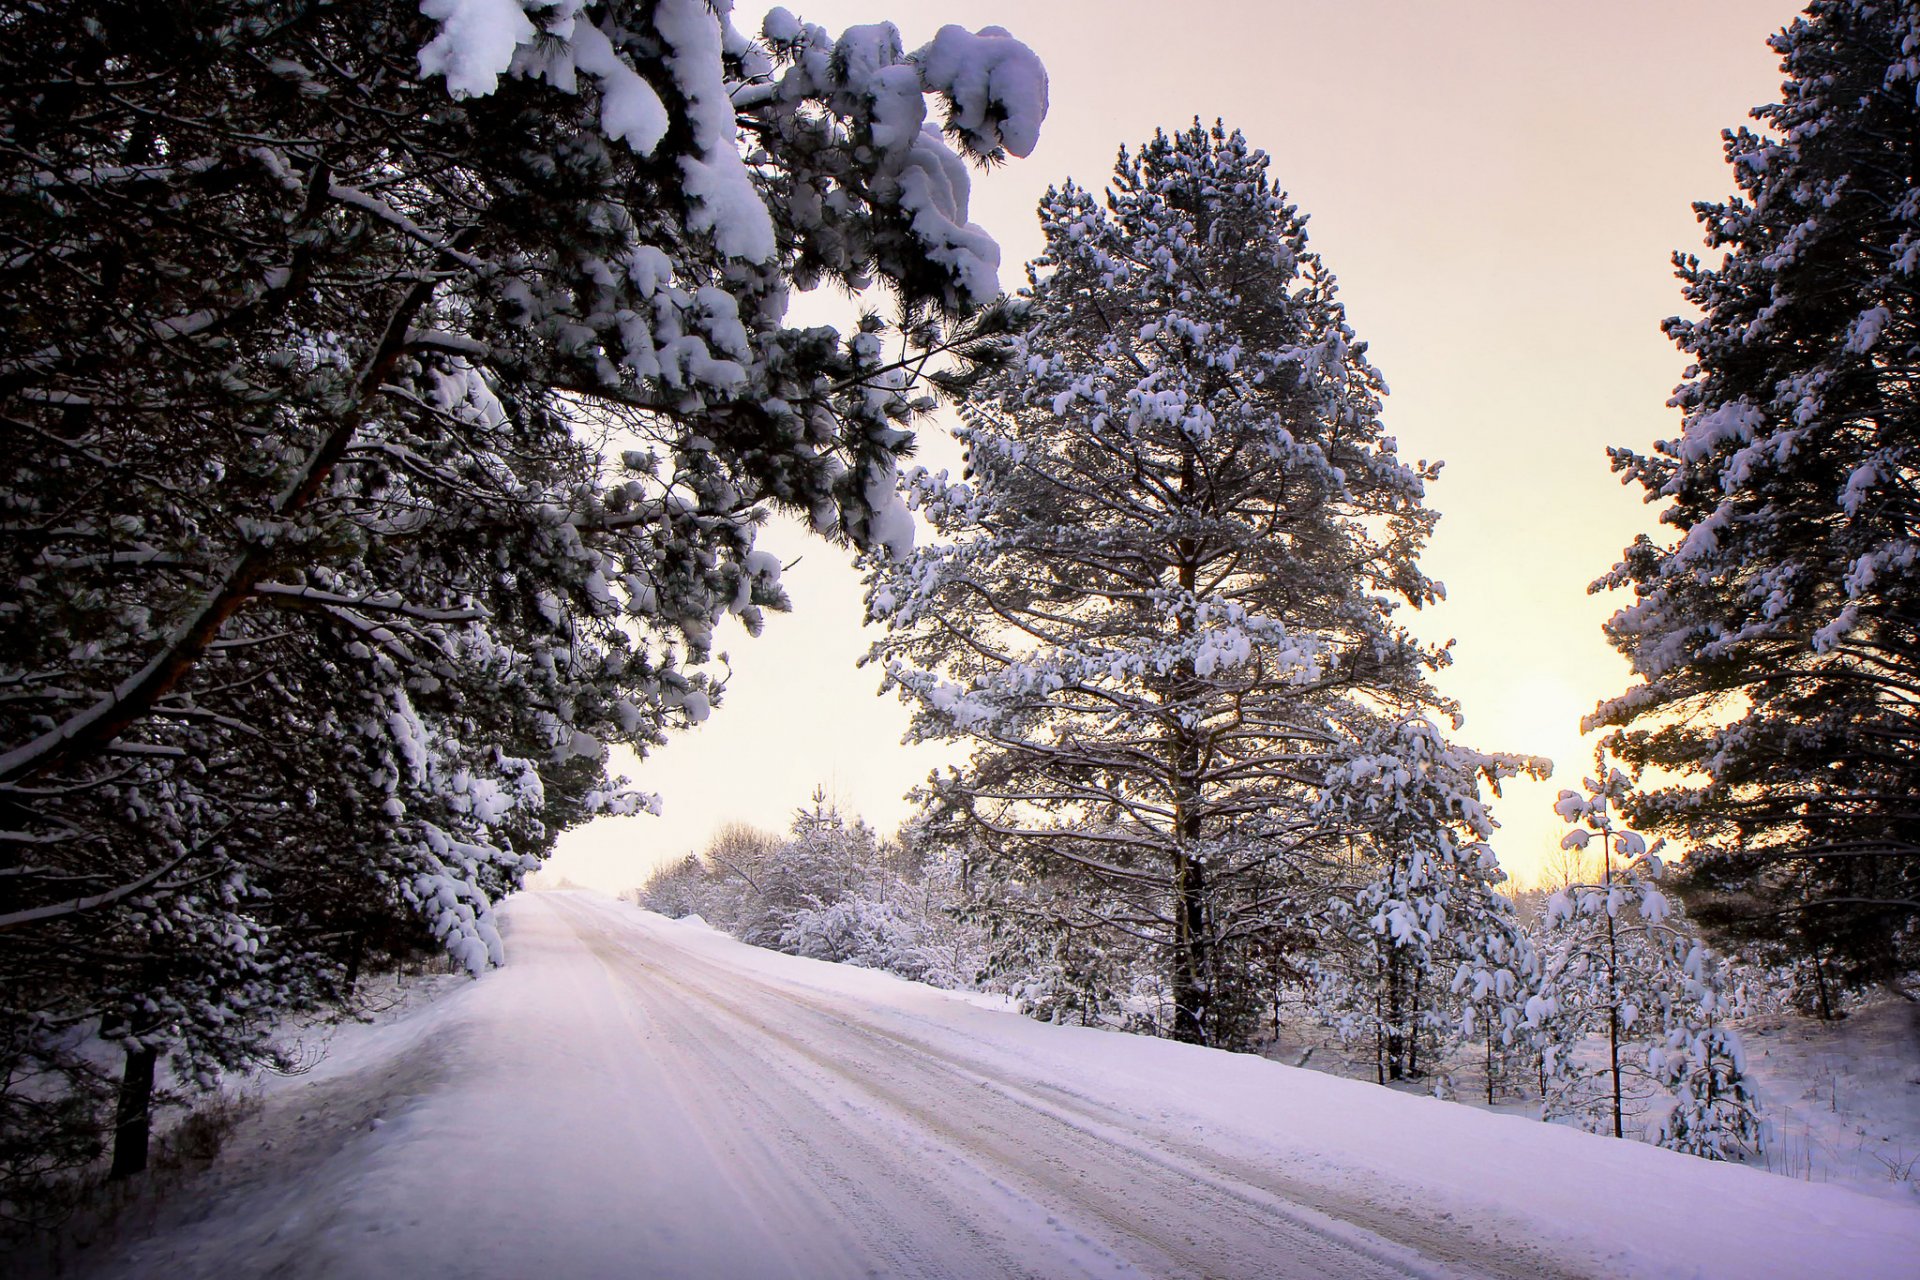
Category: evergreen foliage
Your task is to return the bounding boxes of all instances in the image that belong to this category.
[867,122,1528,1050]
[0,0,1044,1199]
[1530,770,1763,1159]
[1591,0,1920,992]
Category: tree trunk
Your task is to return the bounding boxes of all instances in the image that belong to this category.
[1170,850,1208,1043]
[1374,969,1386,1086]
[1384,951,1407,1081]
[1270,944,1283,1044]
[1607,999,1624,1139]
[108,1039,159,1180]
[1165,452,1211,1048]
[1812,957,1834,1021]
[1602,831,1625,1139]
[1485,1020,1497,1106]
[1407,964,1425,1079]
[343,926,367,996]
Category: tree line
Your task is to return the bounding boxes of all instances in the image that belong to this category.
[642,772,1761,1161]
[852,0,1919,1149]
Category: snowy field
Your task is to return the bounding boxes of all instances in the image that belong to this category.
[1742,1000,1920,1201]
[40,890,1920,1280]
[1260,968,1920,1209]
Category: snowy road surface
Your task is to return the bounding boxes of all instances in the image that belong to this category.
[63,891,1920,1279]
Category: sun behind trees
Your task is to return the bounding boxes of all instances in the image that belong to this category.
[866,122,1543,1051]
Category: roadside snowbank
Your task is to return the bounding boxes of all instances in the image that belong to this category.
[622,895,1919,1280]
[1741,998,1920,1203]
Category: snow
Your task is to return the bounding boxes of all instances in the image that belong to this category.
[896,125,1004,303]
[55,891,1919,1280]
[863,461,917,560]
[561,18,670,155]
[761,6,802,45]
[916,25,1049,158]
[416,0,778,258]
[1676,399,1762,463]
[416,0,535,97]
[655,0,777,262]
[1740,1000,1920,1206]
[1845,304,1892,353]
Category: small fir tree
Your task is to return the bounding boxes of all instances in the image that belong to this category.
[1531,767,1763,1158]
[1311,717,1543,1086]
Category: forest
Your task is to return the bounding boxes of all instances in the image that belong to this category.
[2,0,1915,1228]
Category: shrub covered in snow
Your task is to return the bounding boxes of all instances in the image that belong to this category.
[636,792,988,989]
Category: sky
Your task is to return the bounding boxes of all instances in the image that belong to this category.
[543,0,1810,894]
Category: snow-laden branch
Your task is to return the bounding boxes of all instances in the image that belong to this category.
[0,849,193,932]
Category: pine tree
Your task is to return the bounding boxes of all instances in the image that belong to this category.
[1530,769,1762,1158]
[0,0,1045,1194]
[1311,717,1542,1086]
[868,122,1468,1049]
[1590,0,1920,992]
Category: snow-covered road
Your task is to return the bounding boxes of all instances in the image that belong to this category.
[530,893,1550,1280]
[61,891,1920,1279]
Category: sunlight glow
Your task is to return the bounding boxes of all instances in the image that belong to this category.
[545,0,1805,896]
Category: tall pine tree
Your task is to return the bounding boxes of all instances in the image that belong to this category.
[868,123,1506,1048]
[1591,0,1920,993]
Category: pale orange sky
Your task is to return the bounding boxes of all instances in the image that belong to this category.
[544,0,1808,893]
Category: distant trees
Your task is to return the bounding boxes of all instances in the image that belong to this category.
[1590,0,1920,997]
[866,122,1533,1050]
[0,0,1044,1196]
[640,822,788,945]
[636,790,986,988]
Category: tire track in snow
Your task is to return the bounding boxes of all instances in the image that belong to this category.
[558,894,1136,1279]
[637,928,1589,1280]
[559,897,1419,1277]
[551,894,1569,1280]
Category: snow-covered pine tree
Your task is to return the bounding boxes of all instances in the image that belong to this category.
[867,122,1468,1049]
[1653,938,1764,1161]
[1531,769,1762,1158]
[1311,717,1543,1087]
[1590,0,1920,995]
[0,0,1045,1191]
[765,788,881,940]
